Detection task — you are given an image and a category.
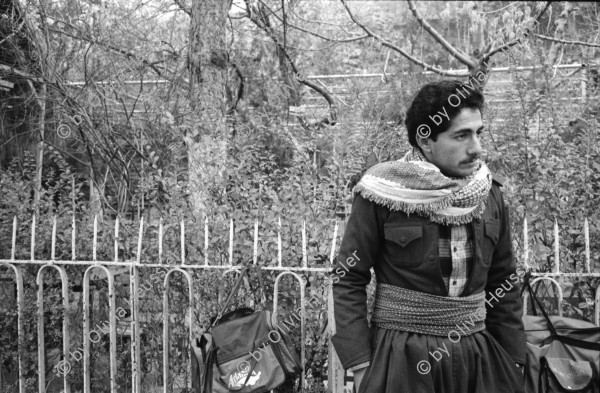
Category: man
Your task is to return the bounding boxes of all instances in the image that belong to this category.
[331,81,525,393]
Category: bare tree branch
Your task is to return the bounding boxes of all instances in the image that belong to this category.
[47,24,164,76]
[406,0,475,68]
[534,33,600,48]
[0,63,43,82]
[245,1,339,121]
[278,20,368,43]
[339,0,469,77]
[173,0,191,15]
[485,1,552,59]
[551,65,584,89]
[0,21,25,46]
[256,0,368,43]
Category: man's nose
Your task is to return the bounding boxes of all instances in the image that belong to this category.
[468,135,483,157]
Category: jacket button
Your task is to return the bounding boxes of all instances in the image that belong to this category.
[399,236,406,242]
[428,254,435,261]
[435,286,441,292]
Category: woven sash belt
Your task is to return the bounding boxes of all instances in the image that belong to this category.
[371,283,487,337]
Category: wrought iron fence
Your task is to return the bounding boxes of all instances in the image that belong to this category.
[0,214,599,393]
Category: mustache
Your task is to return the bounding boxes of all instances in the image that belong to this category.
[462,151,486,164]
[462,156,481,164]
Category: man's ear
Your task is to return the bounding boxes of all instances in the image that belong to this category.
[416,135,433,153]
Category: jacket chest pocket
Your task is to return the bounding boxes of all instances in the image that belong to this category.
[383,224,423,266]
[482,218,500,265]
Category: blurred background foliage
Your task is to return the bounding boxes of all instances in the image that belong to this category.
[1,0,600,391]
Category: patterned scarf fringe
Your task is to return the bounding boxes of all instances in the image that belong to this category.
[354,148,492,226]
[354,184,488,226]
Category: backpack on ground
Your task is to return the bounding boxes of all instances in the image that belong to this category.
[191,267,302,393]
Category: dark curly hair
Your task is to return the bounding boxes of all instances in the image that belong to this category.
[404,80,484,147]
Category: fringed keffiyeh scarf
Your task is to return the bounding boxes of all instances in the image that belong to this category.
[354,148,492,225]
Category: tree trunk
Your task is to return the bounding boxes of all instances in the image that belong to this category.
[187,0,231,216]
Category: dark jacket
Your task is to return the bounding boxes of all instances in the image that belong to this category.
[331,179,526,370]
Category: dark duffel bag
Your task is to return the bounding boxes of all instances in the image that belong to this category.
[523,274,600,393]
[191,267,302,393]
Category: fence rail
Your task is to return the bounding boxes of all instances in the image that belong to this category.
[1,214,343,393]
[0,213,599,393]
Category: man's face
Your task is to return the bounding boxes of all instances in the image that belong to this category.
[420,107,484,178]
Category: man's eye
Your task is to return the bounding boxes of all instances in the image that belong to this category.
[456,134,466,140]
